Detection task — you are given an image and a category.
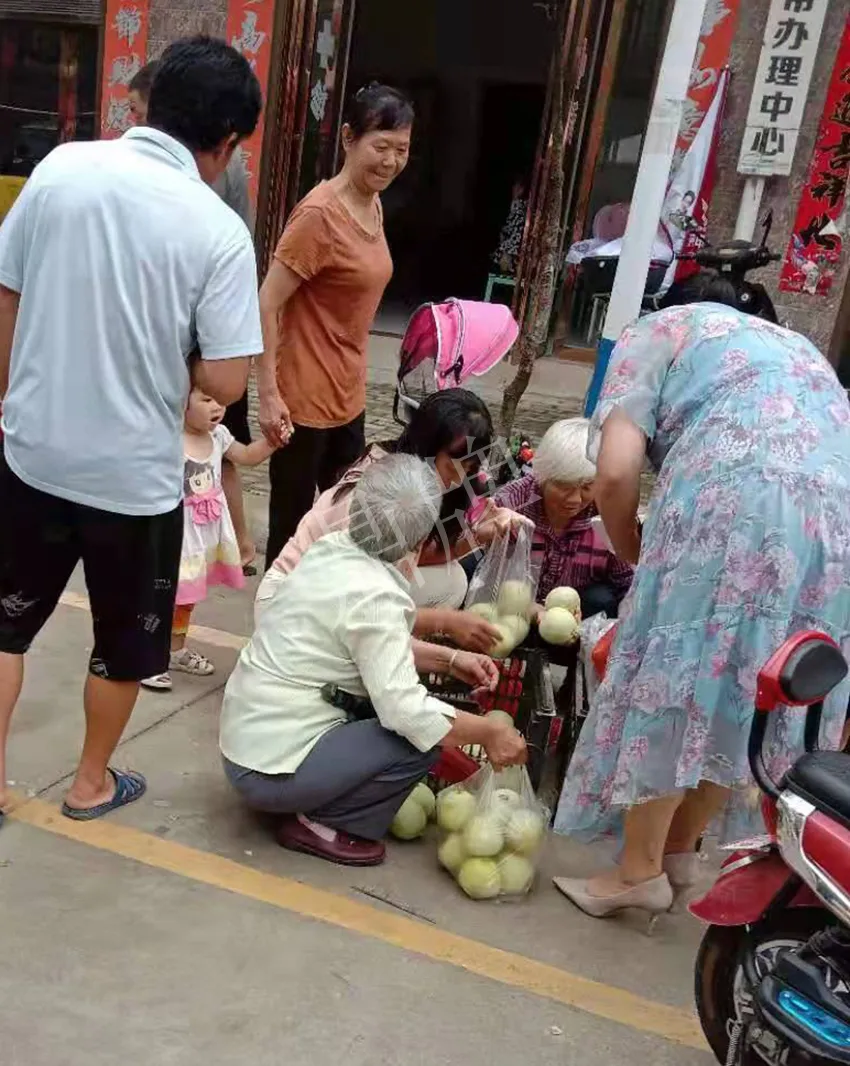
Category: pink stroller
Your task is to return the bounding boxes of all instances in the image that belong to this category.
[392,298,519,425]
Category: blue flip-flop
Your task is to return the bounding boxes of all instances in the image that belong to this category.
[61,768,147,821]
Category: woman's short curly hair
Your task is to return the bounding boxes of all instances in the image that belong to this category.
[533,418,597,486]
[348,454,441,563]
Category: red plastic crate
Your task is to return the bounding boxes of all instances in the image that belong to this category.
[423,647,556,790]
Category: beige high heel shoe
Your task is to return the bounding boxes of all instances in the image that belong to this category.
[552,872,674,932]
[663,852,704,913]
[663,852,702,890]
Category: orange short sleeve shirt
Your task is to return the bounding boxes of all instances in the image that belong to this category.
[274,182,393,428]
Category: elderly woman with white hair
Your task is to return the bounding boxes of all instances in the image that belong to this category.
[220,454,528,867]
[495,418,633,618]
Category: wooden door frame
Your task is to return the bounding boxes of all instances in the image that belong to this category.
[511,0,624,361]
[255,0,313,276]
[255,0,355,277]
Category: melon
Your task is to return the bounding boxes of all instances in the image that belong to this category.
[437,832,467,874]
[457,857,501,900]
[502,614,530,646]
[498,852,535,895]
[497,580,533,618]
[390,795,428,840]
[539,607,580,646]
[485,709,515,728]
[463,814,504,858]
[467,601,499,623]
[504,809,545,855]
[491,788,523,827]
[410,782,436,820]
[489,622,517,659]
[436,787,476,833]
[544,586,582,616]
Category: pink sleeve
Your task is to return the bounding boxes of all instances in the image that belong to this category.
[272,488,354,575]
[493,473,536,514]
[466,497,488,526]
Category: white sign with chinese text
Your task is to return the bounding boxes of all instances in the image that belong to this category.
[738,0,828,177]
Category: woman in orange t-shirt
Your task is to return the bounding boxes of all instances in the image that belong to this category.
[257,84,414,567]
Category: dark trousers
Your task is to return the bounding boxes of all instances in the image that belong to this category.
[223,719,438,840]
[0,452,182,680]
[265,412,366,569]
[580,582,624,620]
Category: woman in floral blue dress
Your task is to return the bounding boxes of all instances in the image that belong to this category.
[553,295,850,922]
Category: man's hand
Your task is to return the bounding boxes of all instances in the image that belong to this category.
[258,387,294,449]
[444,610,501,653]
[483,719,528,771]
[450,651,499,692]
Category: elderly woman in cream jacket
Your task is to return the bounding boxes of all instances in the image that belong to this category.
[220,454,527,867]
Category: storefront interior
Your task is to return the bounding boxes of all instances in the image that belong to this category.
[0,19,99,176]
[347,0,551,333]
[346,0,668,341]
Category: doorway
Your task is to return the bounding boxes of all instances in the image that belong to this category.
[346,0,552,334]
[0,19,99,220]
[558,0,671,353]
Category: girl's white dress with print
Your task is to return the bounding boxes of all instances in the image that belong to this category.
[178,425,244,605]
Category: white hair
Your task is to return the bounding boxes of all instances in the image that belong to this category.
[348,454,442,563]
[532,418,597,486]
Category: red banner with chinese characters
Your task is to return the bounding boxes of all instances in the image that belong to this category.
[226,0,275,205]
[669,0,741,285]
[99,0,149,139]
[675,0,741,159]
[779,18,850,296]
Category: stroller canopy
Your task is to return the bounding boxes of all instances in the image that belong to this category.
[398,299,519,391]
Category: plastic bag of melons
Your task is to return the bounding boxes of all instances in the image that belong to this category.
[464,527,537,660]
[435,763,547,901]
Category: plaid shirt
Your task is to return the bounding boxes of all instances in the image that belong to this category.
[494,473,633,604]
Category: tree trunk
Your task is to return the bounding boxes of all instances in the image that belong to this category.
[499,34,568,441]
[497,336,536,439]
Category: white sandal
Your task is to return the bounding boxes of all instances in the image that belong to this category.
[170,649,215,677]
[141,672,173,692]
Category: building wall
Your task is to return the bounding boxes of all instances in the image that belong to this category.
[712,0,849,356]
[146,0,228,60]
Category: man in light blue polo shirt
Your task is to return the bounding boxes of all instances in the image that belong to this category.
[0,36,264,826]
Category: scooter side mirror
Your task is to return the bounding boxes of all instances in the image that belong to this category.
[756,632,847,713]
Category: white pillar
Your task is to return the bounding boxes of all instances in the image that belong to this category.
[734,176,766,243]
[585,0,708,415]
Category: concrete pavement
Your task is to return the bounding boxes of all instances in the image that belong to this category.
[237,336,591,503]
[1,565,715,1066]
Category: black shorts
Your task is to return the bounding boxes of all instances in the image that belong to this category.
[0,454,183,681]
[222,391,251,447]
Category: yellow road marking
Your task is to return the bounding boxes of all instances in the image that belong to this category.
[58,591,246,651]
[53,591,706,1049]
[9,796,707,1052]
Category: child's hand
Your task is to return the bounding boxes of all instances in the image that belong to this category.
[226,438,278,467]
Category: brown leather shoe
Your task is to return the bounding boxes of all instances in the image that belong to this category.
[276,816,386,867]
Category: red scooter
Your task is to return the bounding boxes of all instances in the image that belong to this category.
[691,632,850,1064]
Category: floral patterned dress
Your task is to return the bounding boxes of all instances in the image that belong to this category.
[554,303,850,847]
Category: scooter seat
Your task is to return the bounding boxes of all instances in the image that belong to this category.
[786,752,850,831]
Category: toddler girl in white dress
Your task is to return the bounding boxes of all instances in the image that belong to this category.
[143,385,272,690]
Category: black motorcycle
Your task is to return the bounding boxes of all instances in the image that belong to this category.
[662,211,781,323]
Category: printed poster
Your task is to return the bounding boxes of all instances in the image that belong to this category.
[779,17,850,295]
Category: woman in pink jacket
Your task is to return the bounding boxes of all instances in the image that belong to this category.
[256,389,527,652]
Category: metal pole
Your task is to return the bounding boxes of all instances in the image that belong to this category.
[584,0,708,416]
[734,176,766,242]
